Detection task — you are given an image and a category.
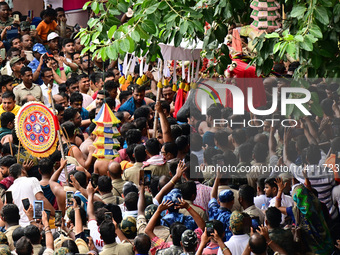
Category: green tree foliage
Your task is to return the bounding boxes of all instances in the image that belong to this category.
[79,0,336,118]
[78,0,252,71]
[79,0,340,78]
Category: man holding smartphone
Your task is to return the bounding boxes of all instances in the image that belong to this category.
[1,204,20,251]
[7,164,55,226]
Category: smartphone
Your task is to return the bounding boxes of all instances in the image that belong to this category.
[55,210,62,226]
[144,170,152,186]
[30,25,36,30]
[22,198,30,211]
[5,191,12,204]
[28,10,33,19]
[104,212,112,221]
[206,222,214,236]
[44,209,51,221]
[74,23,81,31]
[84,229,90,238]
[91,173,99,189]
[66,191,74,207]
[0,48,5,60]
[13,14,20,22]
[84,229,90,243]
[33,200,43,219]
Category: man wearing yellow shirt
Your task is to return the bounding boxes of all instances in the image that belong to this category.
[0,91,20,128]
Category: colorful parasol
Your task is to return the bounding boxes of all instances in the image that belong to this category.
[92,103,121,160]
[250,0,280,31]
[15,102,59,157]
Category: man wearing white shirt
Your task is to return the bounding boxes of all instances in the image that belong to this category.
[78,74,93,108]
[40,67,59,107]
[265,178,293,224]
[7,164,55,227]
[217,211,250,255]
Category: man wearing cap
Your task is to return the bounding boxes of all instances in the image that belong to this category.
[20,35,33,62]
[8,56,24,87]
[0,47,20,77]
[209,173,234,241]
[180,230,198,255]
[28,43,47,85]
[13,66,42,105]
[46,32,59,56]
[217,211,251,255]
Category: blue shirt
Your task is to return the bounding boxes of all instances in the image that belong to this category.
[28,58,43,85]
[208,198,232,241]
[81,107,89,120]
[161,211,197,230]
[118,96,146,115]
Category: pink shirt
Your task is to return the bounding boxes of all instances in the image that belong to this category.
[202,242,220,255]
[194,182,213,212]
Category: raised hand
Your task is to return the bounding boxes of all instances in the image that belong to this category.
[157,200,173,212]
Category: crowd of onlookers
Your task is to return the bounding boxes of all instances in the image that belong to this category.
[0,2,338,255]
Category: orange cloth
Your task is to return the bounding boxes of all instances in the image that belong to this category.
[232,29,242,52]
[36,20,58,42]
[120,80,131,91]
[120,160,134,171]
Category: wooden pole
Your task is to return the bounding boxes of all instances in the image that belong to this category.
[48,84,68,181]
[17,141,20,162]
[153,60,163,138]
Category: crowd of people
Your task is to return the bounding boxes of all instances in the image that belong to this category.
[0,2,338,255]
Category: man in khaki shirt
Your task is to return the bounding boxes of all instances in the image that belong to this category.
[108,161,126,197]
[122,144,146,186]
[239,184,265,224]
[178,181,208,221]
[13,66,42,106]
[96,175,123,205]
[99,221,133,255]
[1,204,21,251]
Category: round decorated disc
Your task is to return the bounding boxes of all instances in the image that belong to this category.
[15,102,58,157]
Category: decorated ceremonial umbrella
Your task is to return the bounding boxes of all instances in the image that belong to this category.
[250,0,280,31]
[92,103,121,160]
[15,102,59,157]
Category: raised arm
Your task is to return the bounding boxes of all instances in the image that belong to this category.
[86,182,96,221]
[274,178,288,215]
[145,200,173,239]
[269,126,277,157]
[303,117,319,143]
[42,211,54,250]
[211,169,221,199]
[257,226,288,255]
[301,120,318,145]
[33,54,44,82]
[155,101,172,143]
[49,159,67,213]
[138,175,146,216]
[176,198,205,230]
[72,198,83,235]
[283,127,293,167]
[154,160,186,204]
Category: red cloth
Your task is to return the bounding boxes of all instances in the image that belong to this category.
[63,0,88,11]
[226,59,266,111]
[92,90,98,100]
[173,88,185,119]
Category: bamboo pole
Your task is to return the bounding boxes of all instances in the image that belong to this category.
[152,60,163,138]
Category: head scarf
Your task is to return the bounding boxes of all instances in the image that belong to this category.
[292,184,333,255]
